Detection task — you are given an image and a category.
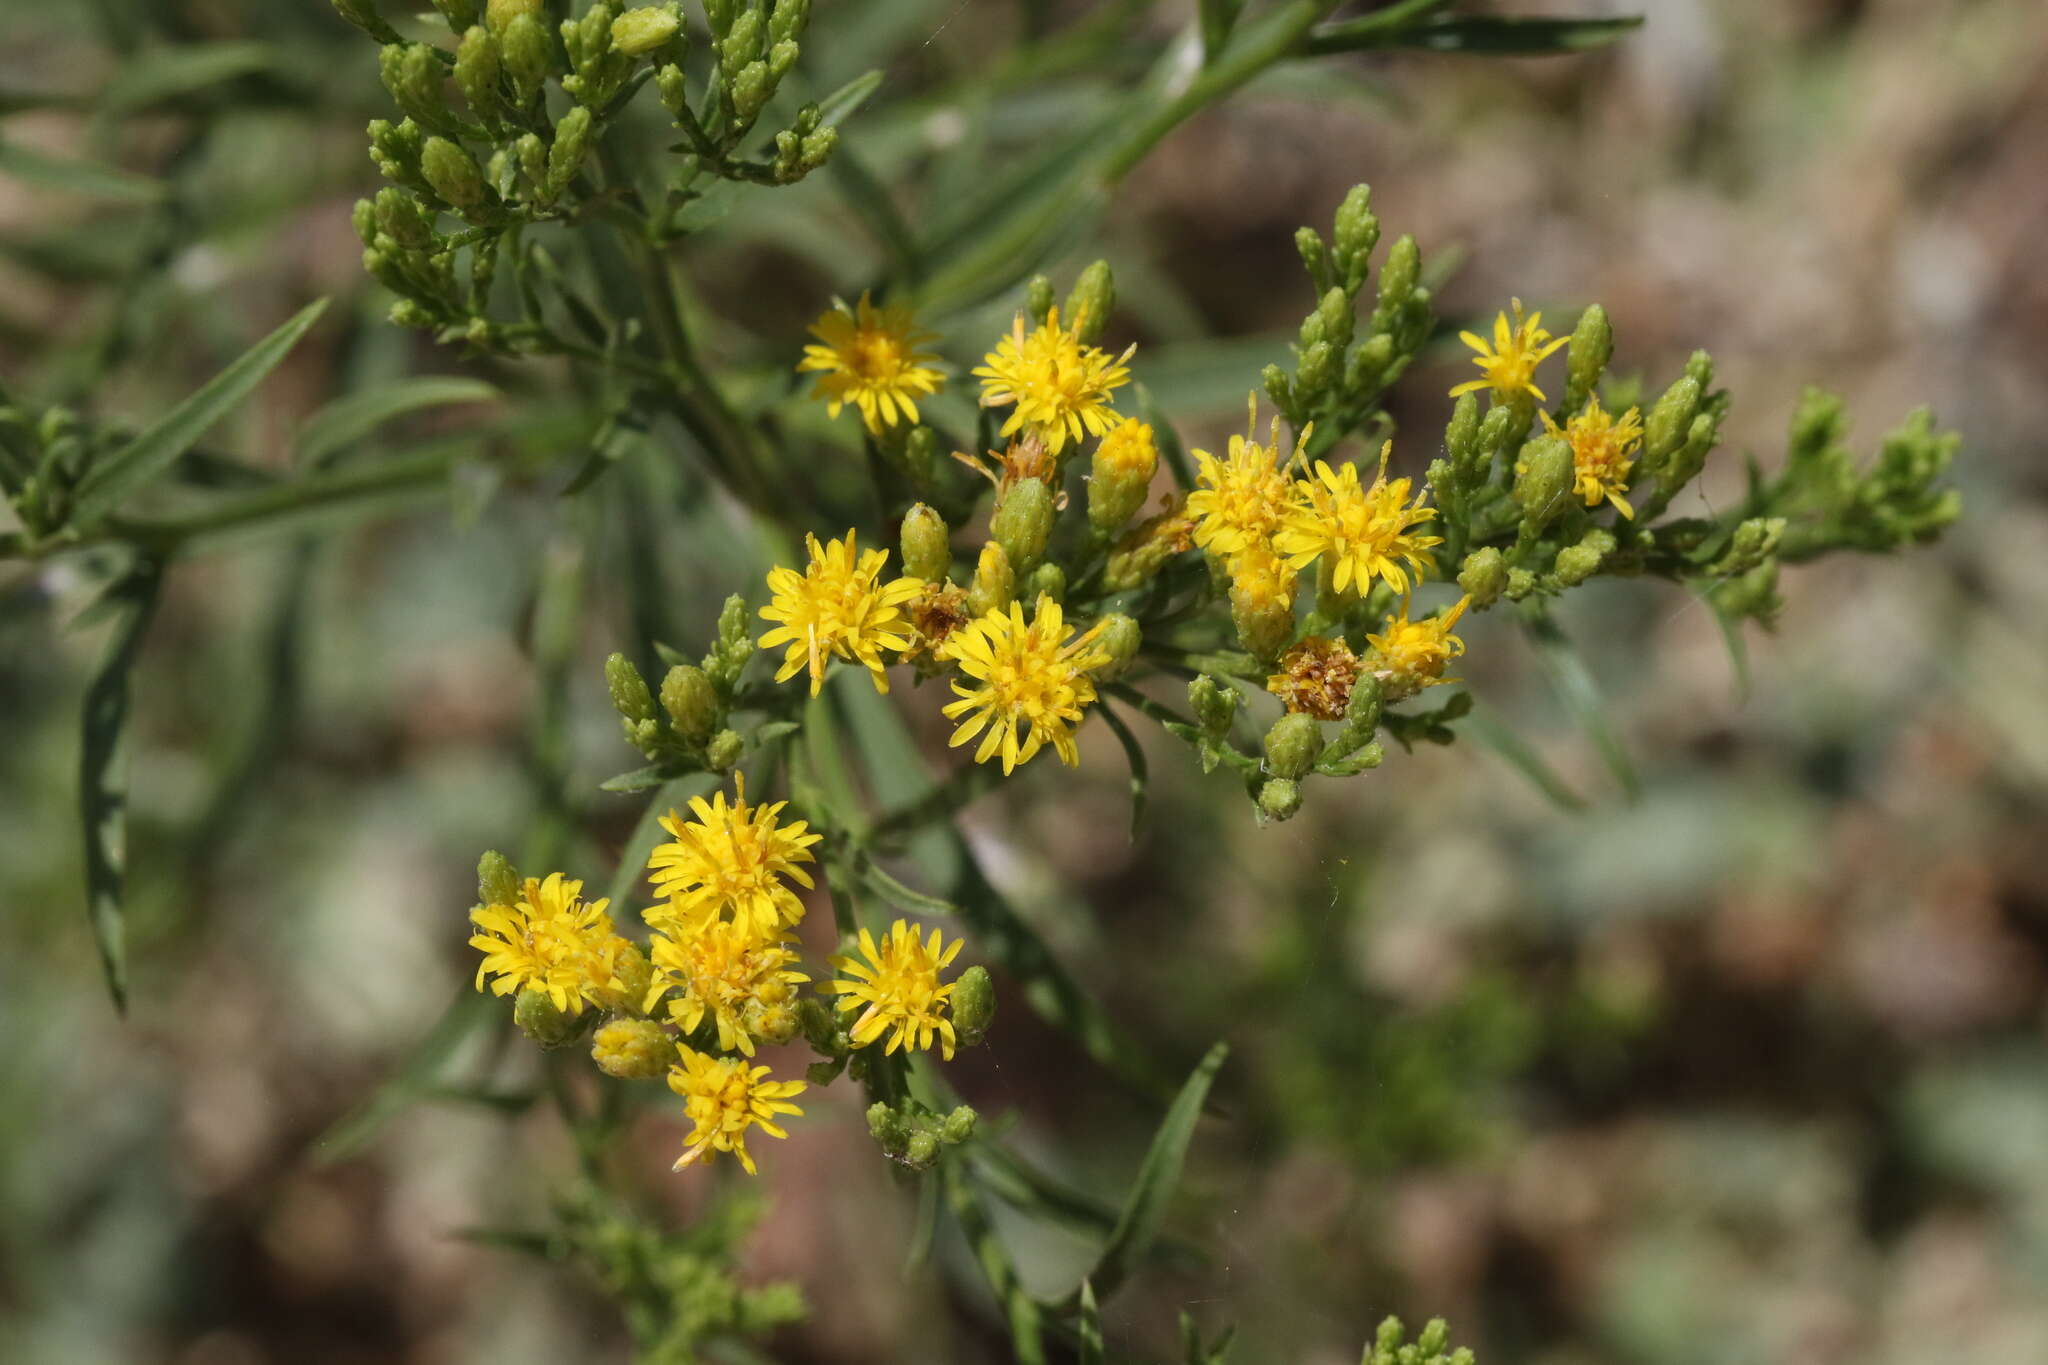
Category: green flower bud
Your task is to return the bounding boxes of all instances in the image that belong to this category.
[609,941,654,1015]
[374,186,433,248]
[334,0,404,44]
[611,5,679,55]
[1024,562,1065,605]
[730,59,774,122]
[1373,234,1418,315]
[1263,363,1297,422]
[744,995,801,1047]
[1314,286,1355,354]
[1505,567,1538,601]
[1660,410,1718,492]
[1189,674,1239,738]
[1684,348,1715,389]
[769,0,811,42]
[591,1017,669,1078]
[991,478,1056,573]
[1642,375,1702,467]
[543,105,595,202]
[798,997,840,1054]
[1296,340,1336,399]
[767,38,799,82]
[1091,613,1141,683]
[1445,392,1481,468]
[455,25,507,125]
[703,0,738,37]
[1230,573,1295,666]
[500,13,555,102]
[659,663,719,741]
[513,131,546,189]
[904,1130,940,1169]
[1025,274,1055,326]
[1333,183,1379,289]
[1553,527,1615,587]
[381,42,457,135]
[1563,303,1612,414]
[421,136,490,213]
[1064,260,1115,343]
[952,965,996,1047]
[968,541,1014,617]
[1340,672,1383,742]
[656,62,688,115]
[1716,516,1784,575]
[866,1100,909,1155]
[1088,419,1157,537]
[605,652,656,724]
[487,0,543,31]
[1513,434,1575,531]
[901,424,938,485]
[1457,547,1506,608]
[705,728,744,772]
[1257,777,1303,824]
[1295,226,1329,290]
[720,7,764,75]
[513,987,582,1047]
[901,503,951,583]
[1345,332,1396,395]
[351,198,379,247]
[1712,558,1781,625]
[940,1104,978,1145]
[433,0,482,32]
[1263,713,1323,780]
[477,849,519,906]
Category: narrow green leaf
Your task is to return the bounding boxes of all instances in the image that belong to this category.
[97,41,277,115]
[451,1225,557,1257]
[1462,701,1587,813]
[606,775,713,907]
[1099,702,1149,840]
[314,986,497,1164]
[0,137,163,202]
[814,68,883,129]
[857,855,962,918]
[294,376,499,468]
[1079,1280,1106,1365]
[77,559,161,1010]
[1524,611,1639,800]
[71,299,329,527]
[1073,1041,1229,1305]
[1308,13,1643,57]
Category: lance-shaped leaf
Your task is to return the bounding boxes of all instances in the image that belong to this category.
[314,986,497,1165]
[1524,609,1640,800]
[1307,11,1642,57]
[294,375,499,468]
[0,137,164,202]
[70,299,329,528]
[77,559,162,1010]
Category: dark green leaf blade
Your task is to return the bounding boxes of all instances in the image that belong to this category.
[1369,15,1644,56]
[294,376,499,468]
[1524,610,1640,800]
[314,986,497,1165]
[77,559,162,1010]
[0,138,164,202]
[71,299,329,527]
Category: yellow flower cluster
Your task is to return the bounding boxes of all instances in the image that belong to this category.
[797,292,945,435]
[470,873,632,1016]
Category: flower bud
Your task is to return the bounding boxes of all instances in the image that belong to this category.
[608,941,654,1015]
[1505,567,1538,601]
[1512,434,1574,531]
[1712,559,1781,624]
[1553,527,1615,587]
[769,0,811,42]
[514,987,581,1047]
[659,663,718,741]
[351,197,379,246]
[1025,274,1055,326]
[902,424,938,485]
[952,965,996,1047]
[705,728,744,772]
[992,476,1054,573]
[1064,260,1114,344]
[591,1017,669,1078]
[382,42,461,136]
[1263,713,1322,779]
[1457,546,1506,608]
[1445,392,1481,470]
[867,1100,911,1156]
[744,996,800,1047]
[941,1104,978,1145]
[1563,303,1612,414]
[1024,562,1065,605]
[605,652,656,723]
[454,25,506,125]
[1295,226,1329,288]
[433,0,482,31]
[968,542,1014,617]
[904,1130,940,1169]
[1189,674,1239,739]
[487,0,542,30]
[1229,557,1297,664]
[1263,363,1297,422]
[544,105,595,202]
[611,5,680,55]
[1642,375,1701,468]
[1091,613,1141,682]
[720,7,764,75]
[477,849,519,906]
[900,503,951,583]
[730,59,775,122]
[1333,183,1379,288]
[500,13,555,101]
[656,61,688,114]
[1684,348,1714,389]
[421,136,490,213]
[1314,286,1355,355]
[1087,418,1157,537]
[1257,777,1303,824]
[1373,234,1418,316]
[1716,516,1783,575]
[798,996,840,1054]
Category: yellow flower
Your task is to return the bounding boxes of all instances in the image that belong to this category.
[796,292,945,434]
[1541,398,1643,518]
[667,1047,806,1175]
[1451,299,1568,403]
[972,306,1133,454]
[1272,442,1442,596]
[1366,595,1470,698]
[469,872,624,1016]
[828,919,965,1060]
[941,595,1111,774]
[645,919,808,1057]
[1186,398,1300,563]
[1268,635,1364,721]
[759,530,924,696]
[647,774,821,939]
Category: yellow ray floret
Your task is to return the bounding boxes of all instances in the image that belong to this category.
[469,872,624,1016]
[796,291,945,434]
[972,306,1133,454]
[1187,396,1302,564]
[646,918,808,1057]
[668,1046,806,1175]
[646,774,821,939]
[828,919,965,1061]
[1272,441,1441,596]
[1541,398,1643,518]
[1451,298,1567,403]
[1366,594,1471,698]
[759,530,924,696]
[940,595,1111,775]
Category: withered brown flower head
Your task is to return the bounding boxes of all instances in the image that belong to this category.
[1267,634,1361,722]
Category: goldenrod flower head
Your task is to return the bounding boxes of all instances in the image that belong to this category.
[759,530,924,696]
[647,774,821,938]
[1273,442,1441,596]
[667,1047,806,1175]
[1541,398,1644,519]
[646,919,808,1057]
[470,873,623,1016]
[972,306,1133,454]
[940,595,1111,774]
[903,579,972,665]
[828,919,965,1060]
[1268,635,1363,722]
[591,1017,671,1080]
[796,292,945,434]
[1228,544,1300,662]
[1187,397,1300,563]
[1366,595,1470,698]
[1451,298,1568,403]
